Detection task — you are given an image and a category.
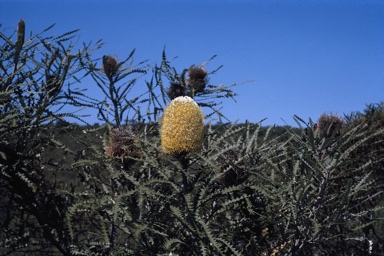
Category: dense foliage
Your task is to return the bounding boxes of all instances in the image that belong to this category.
[1,20,383,255]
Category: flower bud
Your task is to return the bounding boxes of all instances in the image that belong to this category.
[17,19,25,46]
[14,19,25,65]
[161,96,204,155]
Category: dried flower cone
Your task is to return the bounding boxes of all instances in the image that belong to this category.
[216,150,249,186]
[17,19,25,46]
[314,113,344,137]
[187,65,208,93]
[14,19,25,65]
[105,127,141,163]
[161,96,204,155]
[166,82,186,100]
[102,55,118,78]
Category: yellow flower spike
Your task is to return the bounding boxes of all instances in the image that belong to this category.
[161,96,204,155]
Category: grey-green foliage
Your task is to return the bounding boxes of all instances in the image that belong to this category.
[80,51,148,127]
[66,114,384,255]
[0,20,102,255]
[65,121,273,255]
[78,46,239,126]
[151,48,239,122]
[256,116,384,255]
[1,20,384,256]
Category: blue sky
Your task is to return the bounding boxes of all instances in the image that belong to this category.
[1,0,384,126]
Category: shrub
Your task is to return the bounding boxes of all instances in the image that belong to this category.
[1,20,383,255]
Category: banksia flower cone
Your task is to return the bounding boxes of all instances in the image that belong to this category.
[166,82,186,100]
[16,19,25,46]
[14,19,25,65]
[161,96,204,155]
[102,55,118,79]
[105,127,141,165]
[187,65,208,93]
[314,113,344,137]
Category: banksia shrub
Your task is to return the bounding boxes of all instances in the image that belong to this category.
[160,96,204,155]
[344,103,384,184]
[314,113,344,137]
[104,127,141,164]
[187,65,208,93]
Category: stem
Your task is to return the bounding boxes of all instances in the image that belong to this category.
[178,155,189,194]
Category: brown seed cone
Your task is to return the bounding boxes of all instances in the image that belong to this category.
[102,55,119,79]
[314,113,344,137]
[105,127,141,164]
[187,65,208,93]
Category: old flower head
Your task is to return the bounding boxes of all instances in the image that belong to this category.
[166,82,186,100]
[187,65,208,94]
[102,55,119,79]
[314,113,344,138]
[105,127,141,165]
[161,96,204,155]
